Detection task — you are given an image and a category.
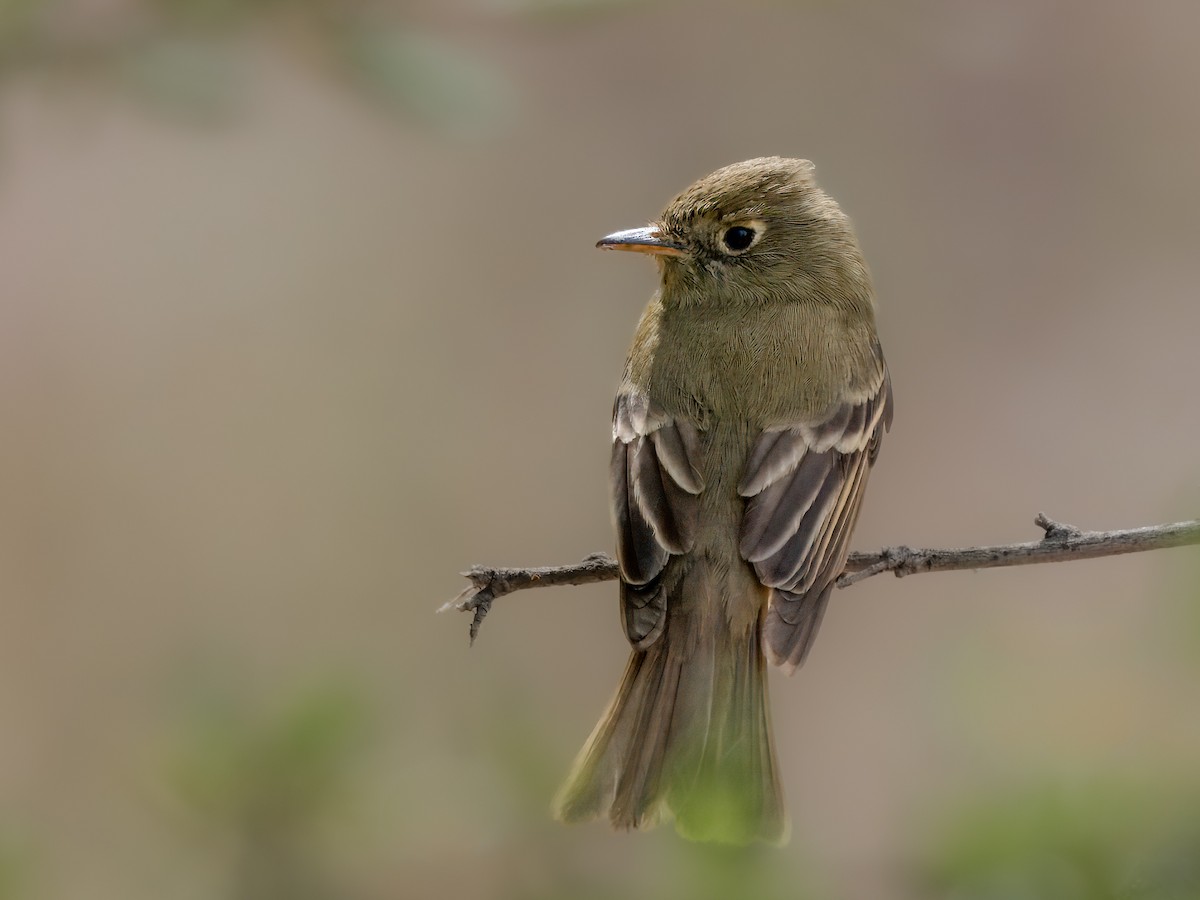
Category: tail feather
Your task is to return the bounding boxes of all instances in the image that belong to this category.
[553,570,787,845]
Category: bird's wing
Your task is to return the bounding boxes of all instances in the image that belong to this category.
[739,358,893,674]
[611,391,704,649]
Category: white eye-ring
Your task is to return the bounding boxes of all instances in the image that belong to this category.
[719,219,766,255]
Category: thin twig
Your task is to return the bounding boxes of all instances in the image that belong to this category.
[439,514,1200,644]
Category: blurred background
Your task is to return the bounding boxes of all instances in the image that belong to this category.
[1,1,1199,898]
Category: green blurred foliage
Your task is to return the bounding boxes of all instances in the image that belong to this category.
[1165,535,1200,664]
[339,26,515,133]
[147,0,299,29]
[0,0,521,128]
[118,37,244,119]
[162,681,370,900]
[0,833,30,900]
[489,0,657,18]
[661,841,820,900]
[916,780,1200,900]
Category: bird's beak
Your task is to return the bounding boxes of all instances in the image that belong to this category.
[596,225,686,257]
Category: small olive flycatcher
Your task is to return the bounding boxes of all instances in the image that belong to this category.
[553,158,892,845]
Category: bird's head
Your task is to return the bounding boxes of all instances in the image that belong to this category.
[598,157,872,310]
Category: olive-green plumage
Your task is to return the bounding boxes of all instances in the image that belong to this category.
[553,158,892,845]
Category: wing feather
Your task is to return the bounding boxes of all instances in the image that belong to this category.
[612,439,669,587]
[611,392,704,647]
[752,465,846,591]
[737,430,803,497]
[740,359,893,672]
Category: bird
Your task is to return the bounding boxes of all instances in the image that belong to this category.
[551,157,892,845]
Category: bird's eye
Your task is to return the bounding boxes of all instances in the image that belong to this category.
[722,225,757,253]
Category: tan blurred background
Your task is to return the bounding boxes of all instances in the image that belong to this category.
[1,1,1199,898]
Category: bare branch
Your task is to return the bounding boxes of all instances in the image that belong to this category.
[438,552,618,645]
[440,515,1200,643]
[835,514,1200,585]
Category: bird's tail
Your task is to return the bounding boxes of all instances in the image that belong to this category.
[552,567,787,845]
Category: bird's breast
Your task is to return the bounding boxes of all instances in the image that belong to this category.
[625,297,878,428]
